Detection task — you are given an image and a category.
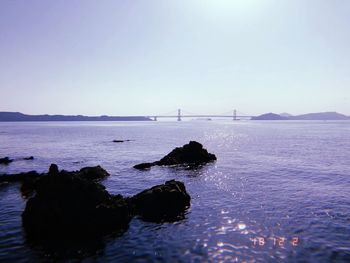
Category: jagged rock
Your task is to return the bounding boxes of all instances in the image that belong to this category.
[133,141,216,170]
[0,157,13,165]
[129,180,191,222]
[158,141,216,165]
[22,170,131,241]
[78,165,110,180]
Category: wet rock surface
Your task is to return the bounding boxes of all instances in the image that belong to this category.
[134,141,216,170]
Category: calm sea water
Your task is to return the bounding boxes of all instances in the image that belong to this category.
[0,120,349,262]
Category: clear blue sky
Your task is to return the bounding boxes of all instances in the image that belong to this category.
[0,0,349,116]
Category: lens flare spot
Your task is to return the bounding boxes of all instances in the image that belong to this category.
[217,241,224,247]
[237,223,246,230]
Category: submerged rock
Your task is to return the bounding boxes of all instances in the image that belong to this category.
[0,157,13,165]
[133,141,216,170]
[129,180,191,222]
[23,156,34,160]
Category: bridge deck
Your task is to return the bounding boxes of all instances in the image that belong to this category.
[150,115,253,118]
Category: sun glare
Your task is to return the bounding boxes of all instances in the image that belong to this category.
[198,0,268,21]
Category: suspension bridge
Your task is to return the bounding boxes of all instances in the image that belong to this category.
[146,109,254,121]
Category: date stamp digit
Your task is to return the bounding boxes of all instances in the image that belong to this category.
[250,236,300,248]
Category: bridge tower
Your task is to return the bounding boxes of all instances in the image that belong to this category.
[177,109,181,121]
[233,109,237,121]
[153,116,157,121]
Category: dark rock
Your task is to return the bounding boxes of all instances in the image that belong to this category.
[23,156,34,160]
[129,180,191,222]
[0,157,13,165]
[133,162,154,170]
[20,176,37,198]
[133,141,216,170]
[0,171,41,198]
[22,170,131,241]
[158,141,216,166]
[20,164,191,243]
[78,165,110,180]
[0,164,110,186]
[113,139,131,143]
[20,165,109,198]
[48,163,59,175]
[0,171,40,183]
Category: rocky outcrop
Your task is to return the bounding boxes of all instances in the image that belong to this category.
[21,165,191,242]
[0,157,13,165]
[22,170,131,241]
[134,141,216,170]
[78,165,110,180]
[129,180,191,222]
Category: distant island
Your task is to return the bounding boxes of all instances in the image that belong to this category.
[0,112,152,122]
[252,113,289,120]
[252,112,350,120]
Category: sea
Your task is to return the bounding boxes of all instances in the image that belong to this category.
[0,120,349,262]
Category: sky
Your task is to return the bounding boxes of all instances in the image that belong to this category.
[0,0,349,116]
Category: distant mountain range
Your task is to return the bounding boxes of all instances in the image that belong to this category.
[252,112,350,120]
[0,112,152,122]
